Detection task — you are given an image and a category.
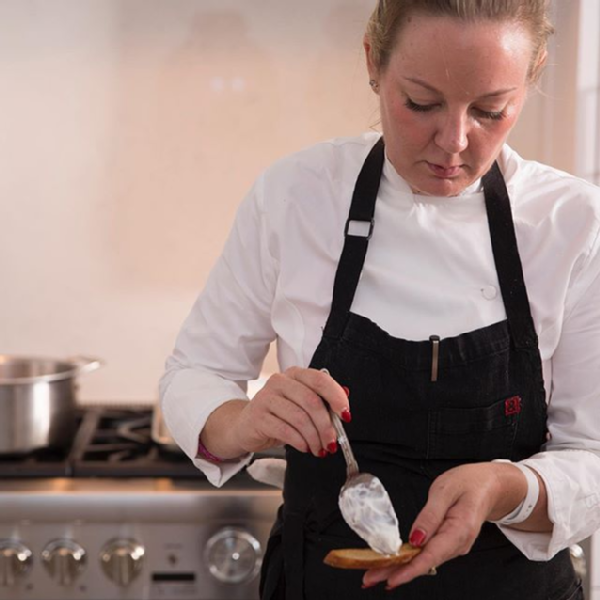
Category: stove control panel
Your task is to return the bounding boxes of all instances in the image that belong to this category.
[0,525,269,599]
[0,488,282,600]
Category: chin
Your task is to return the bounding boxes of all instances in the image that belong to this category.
[416,178,468,197]
[414,168,481,196]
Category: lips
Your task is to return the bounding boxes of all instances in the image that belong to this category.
[427,162,462,178]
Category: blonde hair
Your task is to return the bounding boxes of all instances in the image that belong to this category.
[366,0,554,83]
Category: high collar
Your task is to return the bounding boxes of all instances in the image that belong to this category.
[382,152,484,201]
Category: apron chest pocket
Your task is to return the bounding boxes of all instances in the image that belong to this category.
[427,396,521,461]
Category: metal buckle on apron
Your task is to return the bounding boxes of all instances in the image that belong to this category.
[344,218,374,239]
[429,335,440,382]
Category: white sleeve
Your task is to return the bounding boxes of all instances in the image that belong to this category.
[159,176,278,488]
[496,222,600,560]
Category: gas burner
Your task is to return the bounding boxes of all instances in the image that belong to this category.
[0,408,202,479]
[73,409,153,463]
[116,415,152,444]
[68,408,201,478]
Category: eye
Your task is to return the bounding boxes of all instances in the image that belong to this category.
[404,97,506,121]
[404,98,437,113]
[474,108,505,121]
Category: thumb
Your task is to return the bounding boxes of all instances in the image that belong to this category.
[409,486,457,548]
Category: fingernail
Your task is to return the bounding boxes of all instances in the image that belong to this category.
[362,583,375,589]
[342,385,350,397]
[327,441,338,453]
[318,449,328,458]
[341,409,352,423]
[409,528,427,547]
[385,585,396,592]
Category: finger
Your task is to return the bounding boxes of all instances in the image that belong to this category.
[362,565,397,588]
[382,547,440,588]
[263,373,345,455]
[267,393,325,456]
[285,367,350,414]
[385,507,482,589]
[421,500,483,560]
[265,373,337,453]
[259,412,310,454]
[362,549,441,588]
[408,475,463,548]
[362,541,442,588]
[283,367,348,449]
[385,518,468,588]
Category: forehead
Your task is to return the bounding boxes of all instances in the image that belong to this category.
[386,14,532,94]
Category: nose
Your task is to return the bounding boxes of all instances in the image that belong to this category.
[434,111,469,154]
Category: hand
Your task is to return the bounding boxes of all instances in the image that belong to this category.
[232,367,350,457]
[362,462,528,590]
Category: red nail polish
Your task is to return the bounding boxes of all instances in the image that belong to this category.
[409,528,427,547]
[327,441,338,454]
[318,449,327,458]
[341,409,352,423]
[342,386,350,397]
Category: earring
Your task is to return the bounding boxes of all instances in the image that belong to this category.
[369,79,379,92]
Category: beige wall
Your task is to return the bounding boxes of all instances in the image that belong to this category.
[0,0,582,403]
[507,0,579,173]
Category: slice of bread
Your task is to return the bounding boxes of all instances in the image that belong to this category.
[324,543,421,570]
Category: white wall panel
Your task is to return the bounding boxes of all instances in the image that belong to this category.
[0,0,575,403]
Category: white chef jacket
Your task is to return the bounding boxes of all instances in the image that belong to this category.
[160,132,600,561]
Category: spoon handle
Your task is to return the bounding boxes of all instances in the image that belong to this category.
[330,411,360,479]
[320,368,360,479]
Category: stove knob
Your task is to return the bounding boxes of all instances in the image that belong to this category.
[41,539,87,586]
[0,540,32,587]
[205,528,262,584]
[100,539,144,587]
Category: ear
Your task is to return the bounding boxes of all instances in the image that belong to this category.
[530,48,548,83]
[363,35,380,82]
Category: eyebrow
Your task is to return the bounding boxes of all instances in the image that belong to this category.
[403,76,518,98]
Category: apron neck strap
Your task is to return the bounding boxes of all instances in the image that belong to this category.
[482,162,538,349]
[323,137,384,338]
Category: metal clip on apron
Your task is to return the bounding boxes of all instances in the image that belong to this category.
[260,138,581,600]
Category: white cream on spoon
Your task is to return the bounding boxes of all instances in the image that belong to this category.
[338,472,401,555]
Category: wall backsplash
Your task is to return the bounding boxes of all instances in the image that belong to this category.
[0,0,573,404]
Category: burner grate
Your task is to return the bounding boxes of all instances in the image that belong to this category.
[0,408,202,479]
[69,409,203,478]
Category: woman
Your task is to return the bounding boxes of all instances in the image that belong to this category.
[160,1,600,598]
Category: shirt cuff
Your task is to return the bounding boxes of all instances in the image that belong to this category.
[191,453,254,488]
[494,450,600,560]
[160,368,254,487]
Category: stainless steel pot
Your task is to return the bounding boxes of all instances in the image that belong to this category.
[0,355,102,454]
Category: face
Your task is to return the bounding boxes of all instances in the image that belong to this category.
[366,15,533,196]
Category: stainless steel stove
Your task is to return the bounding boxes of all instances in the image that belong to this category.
[0,408,282,600]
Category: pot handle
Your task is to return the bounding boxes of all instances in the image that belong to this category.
[67,356,104,375]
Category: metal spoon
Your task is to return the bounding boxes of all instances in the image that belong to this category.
[321,370,402,555]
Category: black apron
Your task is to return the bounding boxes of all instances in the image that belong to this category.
[260,138,582,600]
